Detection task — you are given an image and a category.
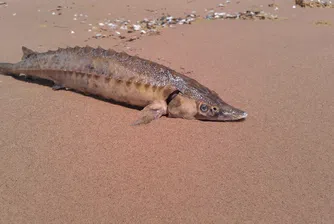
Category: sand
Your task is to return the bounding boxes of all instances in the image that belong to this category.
[0,0,333,223]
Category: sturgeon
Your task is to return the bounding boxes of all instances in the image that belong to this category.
[0,46,248,125]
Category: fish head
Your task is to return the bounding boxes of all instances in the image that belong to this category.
[194,100,248,121]
[167,84,248,122]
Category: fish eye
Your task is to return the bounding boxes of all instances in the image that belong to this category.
[200,104,208,112]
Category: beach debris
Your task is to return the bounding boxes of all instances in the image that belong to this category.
[49,5,64,15]
[132,24,141,31]
[120,25,127,30]
[295,0,334,8]
[205,10,278,20]
[268,3,280,10]
[314,20,332,26]
[71,12,89,23]
[60,2,279,43]
[88,12,201,41]
[108,23,118,29]
[127,36,139,42]
[87,8,278,42]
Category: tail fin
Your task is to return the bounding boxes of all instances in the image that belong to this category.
[0,63,14,74]
[22,46,36,60]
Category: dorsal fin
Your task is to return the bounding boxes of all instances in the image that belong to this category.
[21,46,36,60]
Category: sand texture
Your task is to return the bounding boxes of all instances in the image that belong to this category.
[0,0,333,223]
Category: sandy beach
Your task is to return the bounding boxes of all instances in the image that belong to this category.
[0,0,333,223]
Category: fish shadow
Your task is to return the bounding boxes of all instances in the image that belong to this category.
[7,73,143,111]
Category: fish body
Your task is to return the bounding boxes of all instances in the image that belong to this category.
[0,46,247,125]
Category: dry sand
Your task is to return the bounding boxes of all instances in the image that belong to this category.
[0,0,333,223]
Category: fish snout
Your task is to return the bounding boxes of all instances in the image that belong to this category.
[218,106,248,121]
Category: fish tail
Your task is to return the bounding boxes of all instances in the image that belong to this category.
[0,63,14,74]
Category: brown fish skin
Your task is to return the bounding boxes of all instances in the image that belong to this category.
[0,46,248,125]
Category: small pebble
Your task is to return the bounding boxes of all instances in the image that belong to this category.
[292,5,296,8]
[52,12,56,15]
[120,25,128,30]
[71,30,75,34]
[108,23,117,29]
[98,22,104,26]
[133,24,141,30]
[115,31,121,35]
[12,13,16,16]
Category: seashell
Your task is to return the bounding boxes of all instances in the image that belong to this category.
[132,24,141,31]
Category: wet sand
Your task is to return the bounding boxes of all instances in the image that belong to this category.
[0,1,333,223]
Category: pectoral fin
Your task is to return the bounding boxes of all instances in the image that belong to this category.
[132,100,167,126]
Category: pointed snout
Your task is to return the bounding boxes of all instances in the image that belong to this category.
[218,106,248,121]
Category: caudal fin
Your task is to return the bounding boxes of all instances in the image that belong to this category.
[0,63,14,74]
[0,46,36,74]
[22,46,36,60]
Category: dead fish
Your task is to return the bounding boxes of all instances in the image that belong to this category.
[0,46,248,125]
